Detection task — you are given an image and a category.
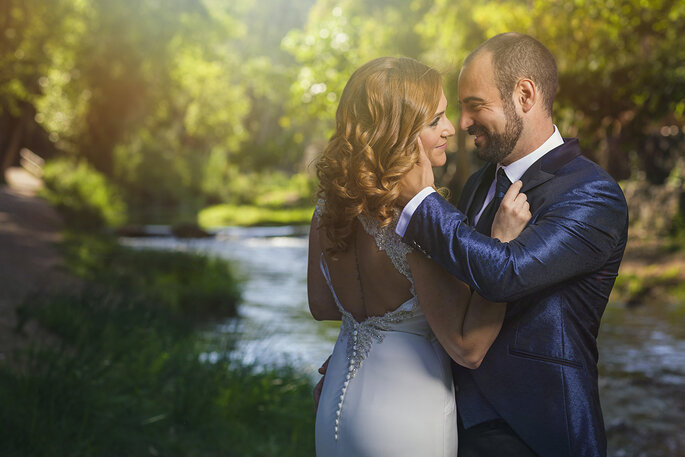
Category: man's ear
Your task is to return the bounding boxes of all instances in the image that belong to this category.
[515,78,536,114]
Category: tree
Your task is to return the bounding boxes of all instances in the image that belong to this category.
[0,0,80,179]
[419,0,685,180]
[281,0,435,151]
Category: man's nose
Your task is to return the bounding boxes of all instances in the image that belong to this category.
[459,112,473,132]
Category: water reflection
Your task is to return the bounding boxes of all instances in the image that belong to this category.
[121,227,340,374]
[122,226,685,457]
[599,301,685,457]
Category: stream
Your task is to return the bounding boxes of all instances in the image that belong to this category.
[122,226,685,457]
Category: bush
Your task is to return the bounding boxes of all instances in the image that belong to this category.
[205,167,317,209]
[60,233,241,320]
[198,204,315,227]
[40,158,127,230]
[5,289,314,457]
[1,233,314,456]
[198,170,316,227]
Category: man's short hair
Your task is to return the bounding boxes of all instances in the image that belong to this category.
[465,33,558,116]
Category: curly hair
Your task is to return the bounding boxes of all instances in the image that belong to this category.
[316,57,442,254]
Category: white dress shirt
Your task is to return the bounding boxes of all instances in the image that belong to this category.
[395,125,564,237]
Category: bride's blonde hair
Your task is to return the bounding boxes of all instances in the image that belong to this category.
[316,57,442,254]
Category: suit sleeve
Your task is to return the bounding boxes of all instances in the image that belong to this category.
[403,176,628,302]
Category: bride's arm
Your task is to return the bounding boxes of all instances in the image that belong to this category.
[408,253,501,368]
[307,215,343,321]
[409,182,531,368]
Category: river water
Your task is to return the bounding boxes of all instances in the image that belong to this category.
[122,226,685,457]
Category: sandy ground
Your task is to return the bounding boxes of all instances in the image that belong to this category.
[0,167,71,362]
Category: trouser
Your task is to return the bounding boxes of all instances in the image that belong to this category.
[458,418,540,457]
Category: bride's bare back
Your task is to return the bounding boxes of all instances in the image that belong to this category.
[318,222,413,322]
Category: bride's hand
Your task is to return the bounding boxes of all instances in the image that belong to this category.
[491,180,531,242]
[313,355,331,413]
[397,137,435,206]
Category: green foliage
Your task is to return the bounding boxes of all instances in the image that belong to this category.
[206,169,316,207]
[60,233,241,320]
[0,0,83,114]
[199,204,315,228]
[2,0,683,224]
[199,170,316,226]
[232,0,316,169]
[40,158,126,230]
[4,294,313,457]
[612,264,685,306]
[1,232,313,456]
[419,0,685,178]
[668,205,685,249]
[281,0,433,142]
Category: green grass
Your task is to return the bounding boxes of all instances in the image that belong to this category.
[612,265,685,307]
[60,233,241,321]
[199,204,315,227]
[1,235,315,457]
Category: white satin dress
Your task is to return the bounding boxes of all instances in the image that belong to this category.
[314,207,458,457]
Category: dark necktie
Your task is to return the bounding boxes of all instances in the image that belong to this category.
[475,168,512,236]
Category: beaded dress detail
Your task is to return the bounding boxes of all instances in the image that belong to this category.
[314,200,457,457]
[315,201,420,440]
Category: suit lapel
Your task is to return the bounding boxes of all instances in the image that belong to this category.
[461,139,583,217]
[520,138,582,193]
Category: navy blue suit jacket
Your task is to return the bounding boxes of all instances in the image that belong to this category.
[403,139,628,457]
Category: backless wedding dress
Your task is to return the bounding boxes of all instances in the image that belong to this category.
[314,203,458,457]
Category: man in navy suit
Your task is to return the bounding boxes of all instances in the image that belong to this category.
[397,33,628,457]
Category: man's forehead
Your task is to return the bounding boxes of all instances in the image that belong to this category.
[459,51,493,80]
[458,77,494,100]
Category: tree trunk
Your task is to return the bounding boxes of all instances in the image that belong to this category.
[1,107,31,179]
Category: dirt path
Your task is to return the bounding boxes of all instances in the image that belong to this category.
[0,167,69,361]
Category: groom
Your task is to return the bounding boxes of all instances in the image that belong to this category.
[397,33,628,457]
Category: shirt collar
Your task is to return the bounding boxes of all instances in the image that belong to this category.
[499,125,563,182]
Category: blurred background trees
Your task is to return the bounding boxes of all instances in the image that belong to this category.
[0,0,683,226]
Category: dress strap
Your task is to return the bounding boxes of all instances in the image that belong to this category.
[319,253,347,316]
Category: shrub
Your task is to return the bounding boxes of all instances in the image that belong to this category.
[205,167,316,209]
[3,233,312,457]
[60,233,241,320]
[40,158,127,230]
[6,289,313,457]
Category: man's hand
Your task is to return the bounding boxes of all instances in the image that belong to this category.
[398,137,435,206]
[491,180,531,242]
[313,355,331,413]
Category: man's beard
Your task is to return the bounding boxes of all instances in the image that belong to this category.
[468,99,523,164]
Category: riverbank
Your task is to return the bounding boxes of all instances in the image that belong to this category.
[1,167,684,456]
[0,168,315,457]
[612,239,685,307]
[2,165,684,362]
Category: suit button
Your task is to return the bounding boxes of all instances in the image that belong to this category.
[454,384,460,392]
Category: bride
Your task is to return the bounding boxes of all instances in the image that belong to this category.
[307,57,530,457]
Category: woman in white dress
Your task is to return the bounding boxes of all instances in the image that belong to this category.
[308,57,530,457]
